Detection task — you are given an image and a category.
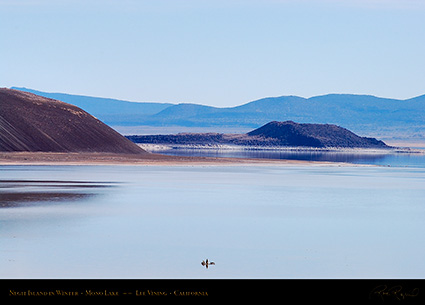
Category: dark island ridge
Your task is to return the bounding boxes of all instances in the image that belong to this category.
[127,121,389,149]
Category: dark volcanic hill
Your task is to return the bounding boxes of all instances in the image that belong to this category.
[128,121,389,148]
[0,88,146,153]
[247,121,388,148]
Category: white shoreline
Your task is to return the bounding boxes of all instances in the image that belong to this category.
[0,152,375,167]
[137,143,424,154]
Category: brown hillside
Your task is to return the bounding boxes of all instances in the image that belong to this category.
[0,88,146,154]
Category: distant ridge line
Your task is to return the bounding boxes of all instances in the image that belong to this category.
[10,87,425,141]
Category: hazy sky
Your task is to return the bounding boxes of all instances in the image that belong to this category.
[1,0,424,106]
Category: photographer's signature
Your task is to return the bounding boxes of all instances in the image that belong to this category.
[369,285,419,302]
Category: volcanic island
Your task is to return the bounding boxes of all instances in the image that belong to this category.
[0,88,392,166]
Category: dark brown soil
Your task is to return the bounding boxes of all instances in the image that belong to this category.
[0,88,145,154]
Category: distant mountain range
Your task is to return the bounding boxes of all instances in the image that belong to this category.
[127,121,389,149]
[11,87,425,141]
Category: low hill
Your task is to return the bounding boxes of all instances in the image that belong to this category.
[0,88,146,154]
[247,121,388,148]
[127,121,389,149]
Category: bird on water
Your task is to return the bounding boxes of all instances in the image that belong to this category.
[201,259,215,269]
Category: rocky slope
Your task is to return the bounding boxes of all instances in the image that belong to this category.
[0,88,146,154]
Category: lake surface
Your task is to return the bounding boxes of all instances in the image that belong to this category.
[155,148,425,168]
[1,165,425,278]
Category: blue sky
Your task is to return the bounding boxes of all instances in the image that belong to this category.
[1,0,424,106]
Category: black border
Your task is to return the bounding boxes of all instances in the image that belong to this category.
[1,279,424,303]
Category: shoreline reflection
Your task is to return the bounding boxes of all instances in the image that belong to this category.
[0,180,114,208]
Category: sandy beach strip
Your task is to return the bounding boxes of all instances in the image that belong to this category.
[0,152,365,167]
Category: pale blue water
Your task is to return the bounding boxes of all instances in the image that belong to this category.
[1,165,424,278]
[157,148,425,168]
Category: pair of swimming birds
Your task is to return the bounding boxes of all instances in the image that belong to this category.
[201,259,215,269]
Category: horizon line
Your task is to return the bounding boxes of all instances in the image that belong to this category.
[8,86,425,108]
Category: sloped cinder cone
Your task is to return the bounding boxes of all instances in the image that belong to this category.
[0,88,146,154]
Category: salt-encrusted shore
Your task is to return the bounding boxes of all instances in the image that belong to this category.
[0,152,375,167]
[137,143,421,154]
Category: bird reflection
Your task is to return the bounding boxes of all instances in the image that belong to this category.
[201,259,215,269]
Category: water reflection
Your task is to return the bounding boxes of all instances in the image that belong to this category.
[157,148,425,167]
[0,180,114,208]
[1,165,425,278]
[157,148,387,162]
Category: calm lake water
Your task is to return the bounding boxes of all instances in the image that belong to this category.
[156,148,425,168]
[1,164,425,278]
